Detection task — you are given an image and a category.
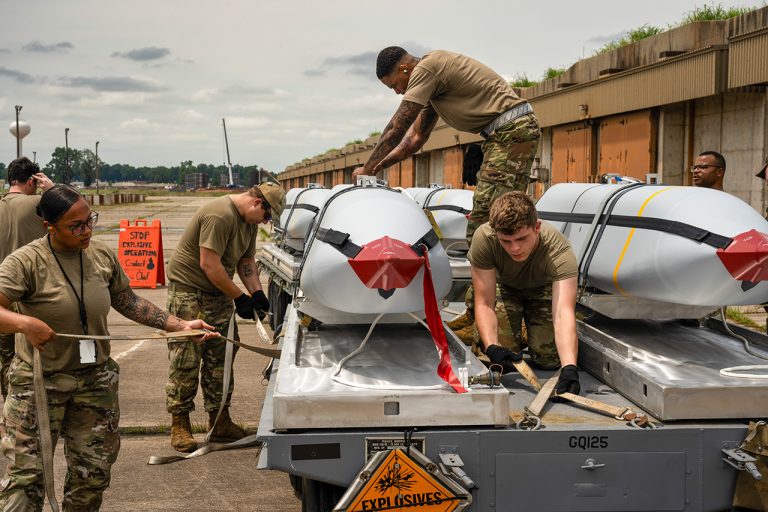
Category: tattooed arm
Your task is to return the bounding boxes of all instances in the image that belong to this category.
[378,107,439,171]
[236,257,262,295]
[354,100,424,177]
[111,287,173,330]
[110,287,216,336]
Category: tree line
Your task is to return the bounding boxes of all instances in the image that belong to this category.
[2,148,273,187]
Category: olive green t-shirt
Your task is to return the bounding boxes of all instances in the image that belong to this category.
[167,195,258,293]
[0,193,47,261]
[0,237,131,372]
[403,50,525,134]
[468,222,578,289]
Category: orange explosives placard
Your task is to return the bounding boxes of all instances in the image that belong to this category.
[118,219,166,288]
[347,449,459,512]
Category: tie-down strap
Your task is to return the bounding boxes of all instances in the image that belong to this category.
[537,211,732,249]
[315,227,440,258]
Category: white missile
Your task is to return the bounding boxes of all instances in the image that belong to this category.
[298,185,452,315]
[535,183,768,306]
[405,187,473,253]
[279,185,332,253]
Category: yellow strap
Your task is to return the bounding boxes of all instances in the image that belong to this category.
[612,187,672,295]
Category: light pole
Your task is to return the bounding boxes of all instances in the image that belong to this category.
[33,151,36,163]
[95,141,100,193]
[14,106,21,158]
[64,128,70,185]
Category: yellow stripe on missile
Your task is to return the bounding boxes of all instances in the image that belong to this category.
[612,187,673,295]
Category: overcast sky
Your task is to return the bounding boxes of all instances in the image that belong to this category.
[0,0,757,173]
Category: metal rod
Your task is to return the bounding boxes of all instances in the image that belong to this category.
[14,105,22,158]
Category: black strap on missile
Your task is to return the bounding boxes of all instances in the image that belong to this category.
[425,204,471,215]
[411,229,440,255]
[292,203,320,213]
[538,211,732,249]
[315,228,363,258]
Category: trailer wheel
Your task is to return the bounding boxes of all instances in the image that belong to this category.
[301,478,345,512]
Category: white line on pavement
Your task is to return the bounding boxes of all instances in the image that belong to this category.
[113,339,146,361]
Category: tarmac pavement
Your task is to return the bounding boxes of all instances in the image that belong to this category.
[1,195,301,511]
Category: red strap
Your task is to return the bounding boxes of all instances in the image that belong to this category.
[421,246,468,393]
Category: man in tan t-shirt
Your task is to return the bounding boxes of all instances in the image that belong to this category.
[0,156,53,398]
[164,182,285,452]
[469,192,581,396]
[353,46,540,244]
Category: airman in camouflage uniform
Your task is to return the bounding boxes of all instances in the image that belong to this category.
[465,113,541,245]
[460,284,560,369]
[0,358,120,511]
[165,288,238,416]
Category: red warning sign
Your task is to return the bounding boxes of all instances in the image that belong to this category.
[118,219,165,288]
[345,449,459,511]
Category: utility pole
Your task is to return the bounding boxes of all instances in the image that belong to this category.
[14,105,21,158]
[95,140,100,194]
[64,127,70,185]
[33,151,36,163]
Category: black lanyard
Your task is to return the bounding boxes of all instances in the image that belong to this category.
[47,235,88,335]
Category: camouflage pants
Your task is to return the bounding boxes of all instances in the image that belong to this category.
[0,304,19,400]
[466,283,560,369]
[0,357,120,512]
[466,112,541,245]
[165,286,239,414]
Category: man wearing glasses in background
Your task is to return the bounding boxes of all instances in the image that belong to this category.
[691,151,726,191]
[0,157,53,398]
[164,182,285,452]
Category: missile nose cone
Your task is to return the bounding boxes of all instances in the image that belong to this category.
[716,229,768,282]
[347,236,424,295]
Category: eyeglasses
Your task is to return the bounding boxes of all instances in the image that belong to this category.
[690,164,722,172]
[66,212,99,236]
[261,199,272,222]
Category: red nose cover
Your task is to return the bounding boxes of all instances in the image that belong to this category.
[347,236,423,291]
[716,229,768,282]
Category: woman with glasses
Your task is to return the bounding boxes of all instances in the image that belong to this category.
[0,185,218,510]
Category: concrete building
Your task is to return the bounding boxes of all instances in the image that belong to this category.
[279,6,768,212]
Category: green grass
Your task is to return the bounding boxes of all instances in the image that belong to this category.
[725,307,764,331]
[510,74,538,88]
[595,24,664,54]
[542,67,566,80]
[681,3,755,23]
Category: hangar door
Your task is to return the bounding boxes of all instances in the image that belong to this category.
[551,122,592,184]
[599,110,657,180]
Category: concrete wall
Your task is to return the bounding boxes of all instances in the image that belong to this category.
[694,92,766,209]
[657,103,687,185]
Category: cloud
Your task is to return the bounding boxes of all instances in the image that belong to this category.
[304,41,432,78]
[111,47,171,61]
[0,66,36,84]
[192,86,289,103]
[22,41,74,53]
[584,31,628,47]
[57,76,169,92]
[0,49,10,54]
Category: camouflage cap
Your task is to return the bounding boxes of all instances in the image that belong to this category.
[757,156,768,180]
[258,182,286,217]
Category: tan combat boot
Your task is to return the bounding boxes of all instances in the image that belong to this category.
[208,407,250,442]
[170,413,197,453]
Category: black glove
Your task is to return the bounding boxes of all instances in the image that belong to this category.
[555,364,580,396]
[485,345,523,374]
[234,293,256,320]
[251,290,270,320]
